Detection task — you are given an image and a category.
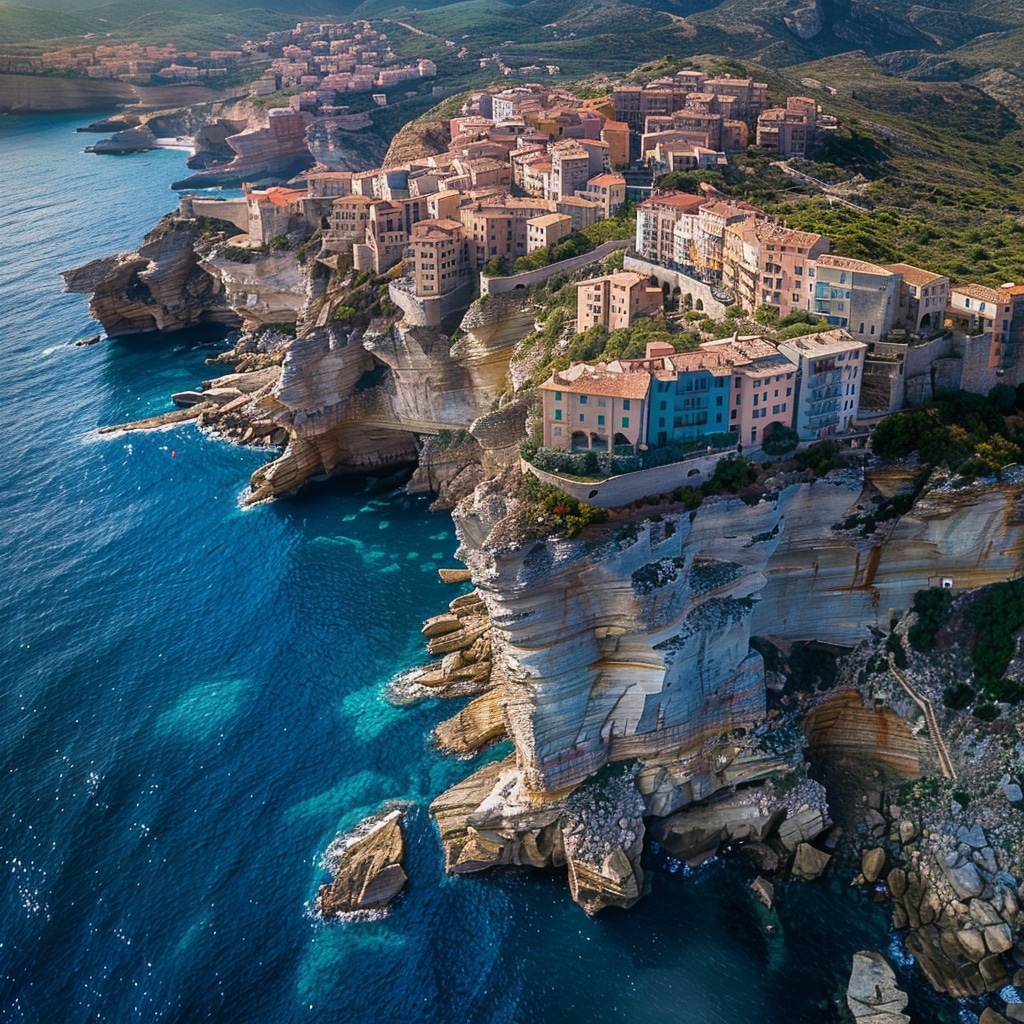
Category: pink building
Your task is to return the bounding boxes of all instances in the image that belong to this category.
[540,364,651,452]
[576,272,663,331]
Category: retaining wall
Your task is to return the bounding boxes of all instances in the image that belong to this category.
[623,254,727,319]
[480,239,630,295]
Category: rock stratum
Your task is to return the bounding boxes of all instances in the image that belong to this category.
[410,468,1024,916]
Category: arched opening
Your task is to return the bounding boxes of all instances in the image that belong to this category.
[571,431,588,450]
[683,293,693,309]
[920,313,932,329]
[514,283,526,290]
[648,275,660,288]
[613,432,630,450]
[590,431,608,450]
[695,298,704,312]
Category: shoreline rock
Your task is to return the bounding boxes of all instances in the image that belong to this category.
[315,809,406,918]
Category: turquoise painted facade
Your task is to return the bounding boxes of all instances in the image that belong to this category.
[647,370,732,447]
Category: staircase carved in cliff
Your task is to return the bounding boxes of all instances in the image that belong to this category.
[887,655,957,781]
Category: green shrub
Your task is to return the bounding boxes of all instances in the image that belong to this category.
[219,244,254,263]
[795,440,844,477]
[973,702,1000,722]
[761,422,799,456]
[269,234,289,251]
[943,682,974,710]
[907,588,954,652]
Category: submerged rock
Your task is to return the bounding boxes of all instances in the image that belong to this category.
[316,809,406,917]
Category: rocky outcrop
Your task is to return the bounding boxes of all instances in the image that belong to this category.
[171,109,314,190]
[202,252,314,327]
[846,951,910,1024]
[433,690,507,756]
[783,0,824,39]
[62,215,239,337]
[307,117,388,171]
[316,809,407,917]
[887,821,1016,997]
[803,690,926,778]
[562,768,646,914]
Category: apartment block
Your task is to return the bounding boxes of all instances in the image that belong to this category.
[539,364,651,452]
[779,330,866,439]
[576,272,663,331]
[812,255,899,340]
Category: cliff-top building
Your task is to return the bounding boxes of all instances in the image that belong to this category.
[540,364,651,452]
[576,272,663,332]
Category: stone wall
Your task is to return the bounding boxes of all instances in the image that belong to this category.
[521,450,735,508]
[623,254,728,319]
[480,239,630,295]
[389,277,475,327]
[178,196,249,233]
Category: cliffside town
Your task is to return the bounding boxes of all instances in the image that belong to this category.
[62,64,1024,1014]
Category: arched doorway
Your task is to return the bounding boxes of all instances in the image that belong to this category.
[571,431,588,450]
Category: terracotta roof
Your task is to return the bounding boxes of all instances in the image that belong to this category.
[587,173,625,186]
[951,282,1000,303]
[815,253,893,275]
[884,263,945,287]
[542,366,651,400]
[639,191,706,213]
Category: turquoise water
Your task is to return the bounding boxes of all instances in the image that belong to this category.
[1,113,960,1023]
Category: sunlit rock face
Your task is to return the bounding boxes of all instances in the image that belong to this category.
[451,472,1024,800]
[62,217,238,336]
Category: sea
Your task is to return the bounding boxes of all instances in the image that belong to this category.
[0,112,969,1023]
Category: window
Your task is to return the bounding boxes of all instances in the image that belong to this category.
[598,398,606,407]
[731,410,737,421]
[554,409,562,421]
[579,414,585,422]
[660,400,667,410]
[716,395,723,406]
[597,415,605,426]
[622,399,631,410]
[621,417,629,428]
[772,404,780,414]
[579,395,588,405]
[553,427,562,436]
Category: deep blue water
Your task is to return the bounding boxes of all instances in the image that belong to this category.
[0,113,963,1024]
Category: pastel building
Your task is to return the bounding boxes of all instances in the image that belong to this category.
[635,191,706,267]
[884,264,949,334]
[812,255,899,340]
[757,225,830,318]
[779,329,866,439]
[711,337,798,446]
[576,272,663,332]
[540,364,651,452]
[643,343,733,447]
[526,212,573,253]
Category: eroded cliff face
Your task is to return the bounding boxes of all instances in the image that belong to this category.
[426,471,1024,912]
[62,217,239,337]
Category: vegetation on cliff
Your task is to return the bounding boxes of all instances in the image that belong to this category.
[871,388,1024,478]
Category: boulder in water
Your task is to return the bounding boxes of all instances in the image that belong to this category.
[316,809,406,917]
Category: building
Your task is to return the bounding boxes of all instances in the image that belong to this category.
[757,225,830,318]
[539,363,651,452]
[577,173,626,218]
[884,263,949,334]
[245,186,306,245]
[600,120,630,170]
[526,212,573,253]
[404,218,471,297]
[755,97,817,158]
[643,343,734,446]
[576,272,663,331]
[947,282,1024,390]
[322,193,376,253]
[811,255,899,340]
[779,329,866,439]
[547,140,592,200]
[634,191,706,267]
